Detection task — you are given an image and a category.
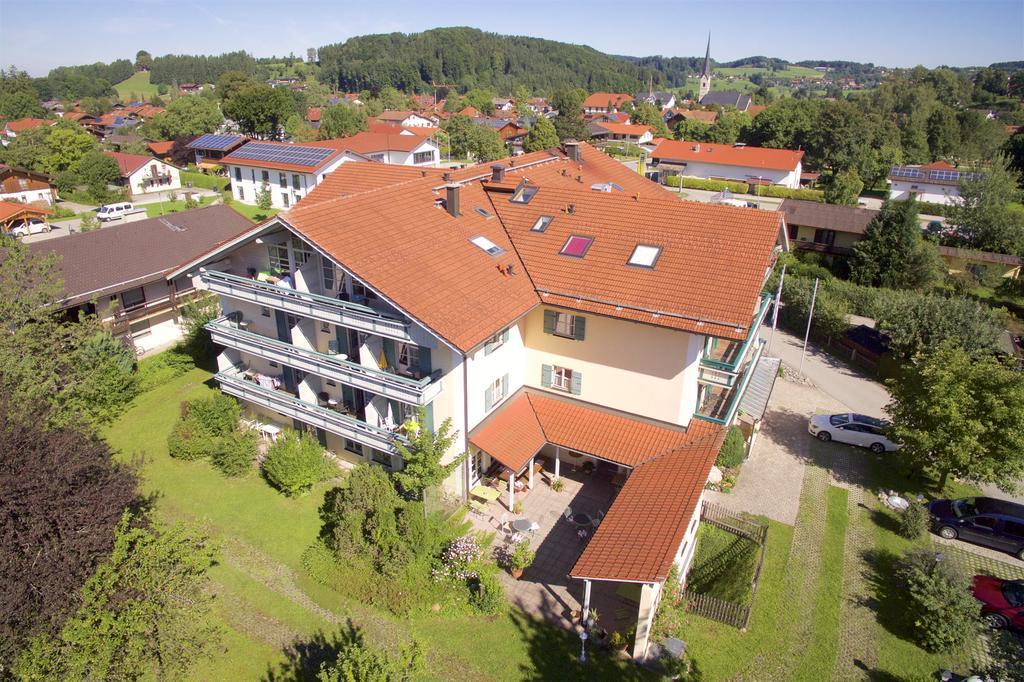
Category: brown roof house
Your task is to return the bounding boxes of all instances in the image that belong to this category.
[28,205,254,355]
[0,164,57,206]
[780,198,879,256]
[169,141,787,660]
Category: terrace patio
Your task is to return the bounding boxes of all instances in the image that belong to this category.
[468,457,641,640]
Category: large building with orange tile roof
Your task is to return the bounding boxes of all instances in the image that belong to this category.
[651,139,805,188]
[172,141,786,660]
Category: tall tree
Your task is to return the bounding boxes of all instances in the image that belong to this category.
[134,50,153,72]
[223,83,296,139]
[0,405,138,669]
[630,101,670,138]
[886,342,1024,492]
[824,169,864,206]
[947,155,1024,255]
[141,95,223,140]
[42,122,97,174]
[675,118,711,142]
[215,70,254,102]
[318,103,368,139]
[73,150,121,200]
[706,109,751,145]
[550,88,588,141]
[14,515,219,680]
[849,200,944,289]
[523,115,559,152]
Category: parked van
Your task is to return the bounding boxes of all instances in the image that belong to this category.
[97,202,135,222]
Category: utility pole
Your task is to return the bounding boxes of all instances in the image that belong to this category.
[798,277,819,378]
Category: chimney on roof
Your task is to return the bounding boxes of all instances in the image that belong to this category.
[490,164,507,183]
[444,183,461,217]
[563,141,581,162]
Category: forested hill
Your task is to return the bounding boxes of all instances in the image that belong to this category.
[316,27,660,95]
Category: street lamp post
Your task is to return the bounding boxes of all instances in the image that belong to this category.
[578,629,588,663]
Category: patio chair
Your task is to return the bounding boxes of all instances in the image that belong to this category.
[497,512,509,533]
[563,506,573,521]
[469,500,488,516]
[592,510,605,527]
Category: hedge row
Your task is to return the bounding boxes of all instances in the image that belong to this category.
[665,176,749,193]
[915,200,947,217]
[759,185,825,202]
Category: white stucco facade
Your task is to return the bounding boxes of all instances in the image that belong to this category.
[674,159,801,189]
[226,156,353,208]
[126,159,182,195]
[362,139,440,167]
[888,179,962,205]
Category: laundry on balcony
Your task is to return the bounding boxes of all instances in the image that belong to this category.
[242,369,282,390]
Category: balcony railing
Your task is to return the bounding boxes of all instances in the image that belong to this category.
[700,293,772,377]
[215,368,401,454]
[695,340,765,425]
[200,268,414,342]
[207,316,441,405]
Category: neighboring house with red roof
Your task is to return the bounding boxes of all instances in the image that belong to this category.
[376,110,435,128]
[582,92,634,114]
[220,139,365,209]
[3,117,54,141]
[146,140,176,161]
[0,164,57,205]
[168,141,786,661]
[664,108,718,127]
[0,199,53,233]
[887,160,980,205]
[651,140,805,188]
[587,121,653,145]
[103,151,182,195]
[457,105,481,118]
[317,130,440,167]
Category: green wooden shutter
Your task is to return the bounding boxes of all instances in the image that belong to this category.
[570,371,582,395]
[484,339,495,356]
[382,339,396,369]
[541,364,553,387]
[573,316,586,341]
[335,326,349,356]
[418,347,431,375]
[501,373,509,398]
[543,310,557,334]
[501,328,510,344]
[484,386,493,412]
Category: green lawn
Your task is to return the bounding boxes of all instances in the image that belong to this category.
[113,71,161,102]
[144,195,217,217]
[102,363,645,680]
[687,523,760,604]
[181,170,230,192]
[716,65,823,80]
[227,201,282,223]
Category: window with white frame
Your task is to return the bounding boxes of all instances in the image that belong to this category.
[413,151,434,164]
[268,243,289,272]
[397,343,419,370]
[352,279,375,300]
[279,173,287,188]
[290,237,314,265]
[551,366,573,392]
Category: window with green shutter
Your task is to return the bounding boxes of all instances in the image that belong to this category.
[484,327,511,355]
[541,364,553,387]
[544,310,586,341]
[570,371,583,395]
[484,386,493,412]
[543,310,557,334]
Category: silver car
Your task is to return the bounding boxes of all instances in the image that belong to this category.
[808,413,901,453]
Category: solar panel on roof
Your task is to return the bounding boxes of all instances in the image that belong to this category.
[187,133,245,151]
[227,142,334,167]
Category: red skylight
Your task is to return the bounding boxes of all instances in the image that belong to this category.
[560,235,593,258]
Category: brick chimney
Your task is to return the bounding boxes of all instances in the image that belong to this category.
[490,164,507,183]
[445,183,461,217]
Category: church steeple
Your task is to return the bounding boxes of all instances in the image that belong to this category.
[698,34,712,102]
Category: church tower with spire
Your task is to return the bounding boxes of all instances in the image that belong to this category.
[698,34,712,101]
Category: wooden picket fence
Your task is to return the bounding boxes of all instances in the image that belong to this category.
[681,501,769,631]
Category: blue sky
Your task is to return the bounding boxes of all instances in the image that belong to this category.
[1,0,1021,76]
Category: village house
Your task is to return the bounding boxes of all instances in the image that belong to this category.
[186,133,249,169]
[221,139,364,209]
[582,92,634,114]
[0,164,57,205]
[103,151,182,196]
[887,161,978,205]
[375,110,436,128]
[171,141,785,661]
[587,122,654,145]
[324,131,441,167]
[651,140,804,189]
[2,117,54,143]
[27,205,253,355]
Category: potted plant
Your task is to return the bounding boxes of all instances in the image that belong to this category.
[513,500,523,515]
[550,477,565,492]
[509,539,534,579]
[581,461,595,475]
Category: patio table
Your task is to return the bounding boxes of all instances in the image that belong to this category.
[470,485,501,502]
[512,518,539,533]
[571,512,593,527]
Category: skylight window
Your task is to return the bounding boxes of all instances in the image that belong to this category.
[470,235,505,256]
[510,186,538,204]
[560,235,593,258]
[531,216,553,232]
[474,207,493,219]
[629,244,661,268]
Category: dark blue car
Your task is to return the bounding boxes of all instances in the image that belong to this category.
[928,497,1024,561]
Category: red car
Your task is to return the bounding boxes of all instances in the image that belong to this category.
[972,575,1024,630]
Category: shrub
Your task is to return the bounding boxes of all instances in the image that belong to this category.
[211,429,258,477]
[136,348,195,392]
[262,430,328,496]
[716,425,746,468]
[898,502,929,540]
[510,539,535,571]
[760,185,825,202]
[550,477,565,492]
[668,176,749,193]
[167,419,217,460]
[916,200,947,217]
[897,548,981,652]
[469,570,506,615]
[184,394,240,437]
[432,536,481,582]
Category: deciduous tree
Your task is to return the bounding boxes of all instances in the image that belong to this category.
[223,83,296,139]
[523,115,559,152]
[550,88,588,141]
[393,408,467,498]
[886,342,1024,491]
[824,169,864,206]
[947,155,1024,255]
[318,103,368,139]
[141,95,223,140]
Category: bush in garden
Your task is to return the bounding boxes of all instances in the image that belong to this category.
[262,430,328,496]
[167,419,217,460]
[898,502,929,540]
[715,426,746,469]
[211,429,258,477]
[184,394,240,436]
[432,535,481,582]
[897,548,981,652]
[469,570,506,615]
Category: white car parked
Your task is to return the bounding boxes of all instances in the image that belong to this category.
[808,413,901,453]
[10,217,51,237]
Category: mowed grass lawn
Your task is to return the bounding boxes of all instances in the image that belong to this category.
[716,65,823,79]
[144,195,217,217]
[228,202,282,223]
[113,71,161,101]
[103,363,647,681]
